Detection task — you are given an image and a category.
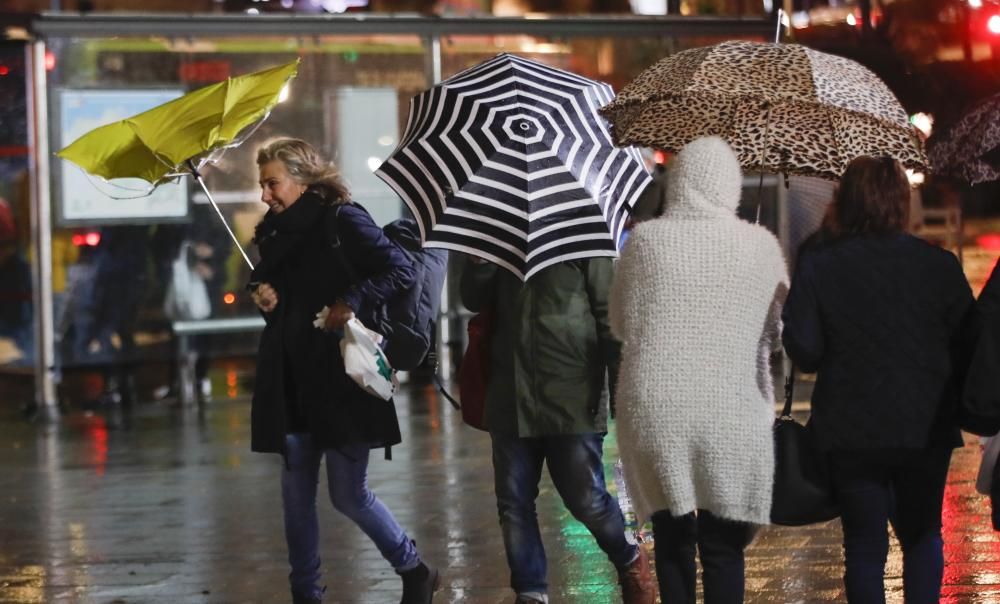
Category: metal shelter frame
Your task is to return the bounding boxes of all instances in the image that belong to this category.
[23,11,775,418]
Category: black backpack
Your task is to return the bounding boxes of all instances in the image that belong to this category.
[327,206,448,371]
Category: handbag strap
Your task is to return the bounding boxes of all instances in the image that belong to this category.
[781,365,797,418]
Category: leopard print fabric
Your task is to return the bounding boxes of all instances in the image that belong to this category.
[927,92,1000,185]
[600,40,927,181]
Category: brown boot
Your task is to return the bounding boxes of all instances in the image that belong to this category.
[618,548,656,604]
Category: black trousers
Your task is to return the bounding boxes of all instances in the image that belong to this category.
[651,509,756,604]
[829,447,952,604]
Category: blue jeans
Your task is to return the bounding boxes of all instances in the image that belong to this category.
[282,433,419,599]
[651,509,756,604]
[490,432,639,597]
[830,447,953,604]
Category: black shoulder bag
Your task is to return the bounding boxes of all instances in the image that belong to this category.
[771,367,840,526]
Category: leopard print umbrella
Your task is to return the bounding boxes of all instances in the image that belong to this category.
[927,92,1000,185]
[599,40,927,181]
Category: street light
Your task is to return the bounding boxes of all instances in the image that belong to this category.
[988,13,1000,34]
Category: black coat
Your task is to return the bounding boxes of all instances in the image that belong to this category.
[964,262,1000,435]
[963,263,1000,529]
[782,233,974,451]
[249,193,416,455]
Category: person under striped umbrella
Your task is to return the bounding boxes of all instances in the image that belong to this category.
[375,53,651,281]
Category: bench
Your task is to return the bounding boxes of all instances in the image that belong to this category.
[172,316,265,405]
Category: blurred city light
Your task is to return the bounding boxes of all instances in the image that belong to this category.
[988,14,1000,34]
[906,169,925,185]
[977,233,1000,250]
[910,112,934,137]
[629,0,667,13]
[71,232,102,247]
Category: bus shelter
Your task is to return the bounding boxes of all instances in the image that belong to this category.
[14,12,774,416]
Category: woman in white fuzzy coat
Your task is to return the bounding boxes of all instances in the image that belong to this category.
[609,136,788,604]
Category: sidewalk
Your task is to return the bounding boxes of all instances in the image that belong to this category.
[0,381,998,603]
[2,224,1000,603]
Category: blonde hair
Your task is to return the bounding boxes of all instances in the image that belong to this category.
[256,137,349,204]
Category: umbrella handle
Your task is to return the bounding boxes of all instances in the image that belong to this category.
[186,160,256,271]
[754,104,773,224]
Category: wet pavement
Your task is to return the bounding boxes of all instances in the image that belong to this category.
[3,227,1000,604]
[0,377,998,604]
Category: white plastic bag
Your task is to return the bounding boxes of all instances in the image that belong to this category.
[977,435,1000,495]
[339,317,398,401]
[163,242,211,320]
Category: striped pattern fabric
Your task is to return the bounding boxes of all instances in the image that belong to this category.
[375,53,651,281]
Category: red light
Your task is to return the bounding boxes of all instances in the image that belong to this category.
[0,66,8,76]
[989,14,1000,34]
[223,292,236,305]
[71,232,102,246]
[44,51,56,71]
[977,233,1000,250]
[653,149,668,164]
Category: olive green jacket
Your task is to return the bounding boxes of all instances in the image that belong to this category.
[460,258,621,437]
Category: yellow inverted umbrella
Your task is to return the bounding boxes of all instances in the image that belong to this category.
[57,59,300,268]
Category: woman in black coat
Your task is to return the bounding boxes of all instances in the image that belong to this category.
[249,138,438,604]
[782,156,974,604]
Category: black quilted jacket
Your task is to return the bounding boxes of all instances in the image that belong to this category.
[782,232,974,451]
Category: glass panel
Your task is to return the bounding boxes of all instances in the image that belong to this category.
[439,32,769,84]
[0,41,33,369]
[45,34,427,400]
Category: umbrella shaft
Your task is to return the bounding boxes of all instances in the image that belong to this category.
[191,171,255,270]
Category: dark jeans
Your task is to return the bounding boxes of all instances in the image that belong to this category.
[282,433,418,599]
[651,509,756,604]
[490,432,638,598]
[829,447,953,604]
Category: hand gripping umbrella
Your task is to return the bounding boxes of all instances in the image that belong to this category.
[374,53,651,281]
[57,59,300,269]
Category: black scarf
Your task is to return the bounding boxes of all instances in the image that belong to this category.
[250,192,328,284]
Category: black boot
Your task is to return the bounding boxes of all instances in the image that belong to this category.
[291,589,322,604]
[398,561,440,604]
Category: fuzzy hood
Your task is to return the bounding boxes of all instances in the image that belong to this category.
[664,136,743,219]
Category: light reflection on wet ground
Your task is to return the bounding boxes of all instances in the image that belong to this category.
[0,384,998,603]
[3,233,1000,603]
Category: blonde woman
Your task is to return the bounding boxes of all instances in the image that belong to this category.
[249,138,438,604]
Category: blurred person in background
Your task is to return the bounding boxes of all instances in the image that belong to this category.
[71,225,151,406]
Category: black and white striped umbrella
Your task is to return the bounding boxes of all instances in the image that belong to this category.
[375,53,651,281]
